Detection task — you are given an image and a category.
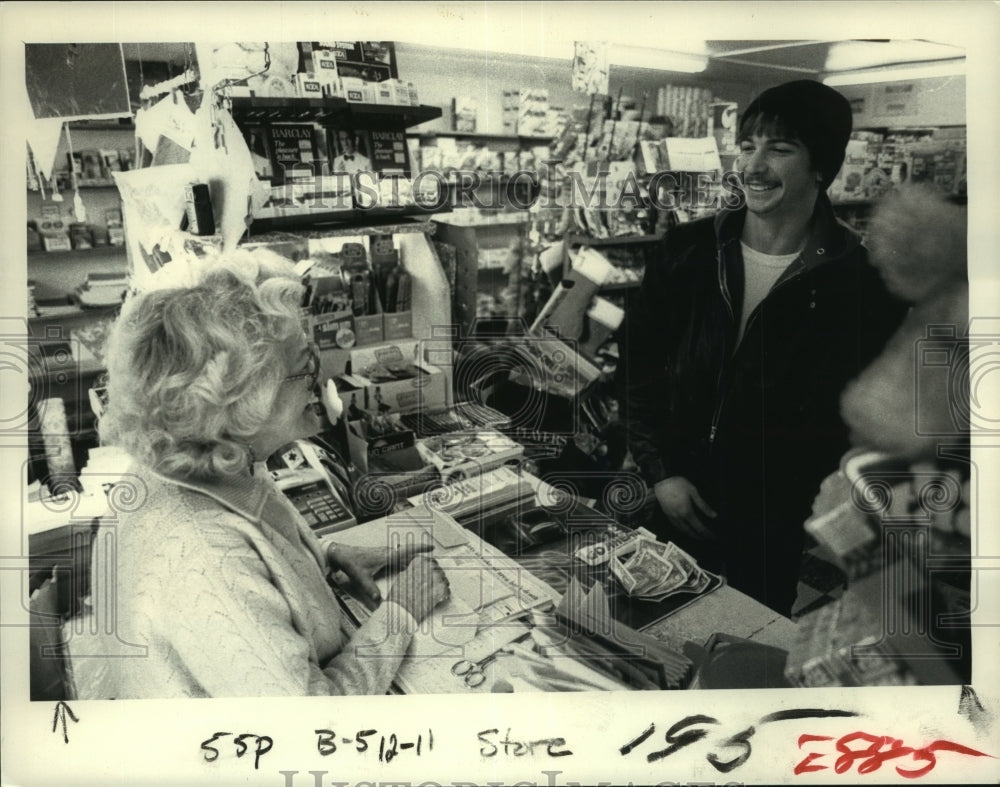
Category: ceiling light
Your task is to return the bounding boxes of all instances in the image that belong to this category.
[823,59,965,86]
[824,40,964,73]
[611,45,708,73]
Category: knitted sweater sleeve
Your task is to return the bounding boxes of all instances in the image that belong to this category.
[149,513,415,697]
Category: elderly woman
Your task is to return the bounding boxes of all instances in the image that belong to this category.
[84,250,448,698]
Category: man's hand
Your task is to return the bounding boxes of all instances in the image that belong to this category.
[654,476,717,542]
[326,541,434,604]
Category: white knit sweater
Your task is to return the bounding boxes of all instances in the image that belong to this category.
[72,462,415,698]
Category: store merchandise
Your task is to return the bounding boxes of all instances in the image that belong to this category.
[452,96,478,132]
[407,465,533,520]
[655,84,713,138]
[784,571,918,688]
[551,579,694,689]
[74,272,128,308]
[416,430,523,483]
[399,401,510,436]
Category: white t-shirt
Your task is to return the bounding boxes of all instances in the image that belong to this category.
[737,242,801,346]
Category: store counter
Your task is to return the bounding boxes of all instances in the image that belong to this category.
[654,582,796,650]
[331,468,799,694]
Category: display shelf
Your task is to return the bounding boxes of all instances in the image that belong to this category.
[411,130,554,145]
[30,303,120,322]
[29,181,121,192]
[245,216,437,243]
[434,209,531,226]
[67,119,134,131]
[228,97,442,129]
[28,246,128,263]
[566,233,663,247]
[248,206,448,234]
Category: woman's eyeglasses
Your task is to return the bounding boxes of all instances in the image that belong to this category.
[284,342,321,390]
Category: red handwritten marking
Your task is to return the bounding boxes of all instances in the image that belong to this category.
[794,735,833,774]
[795,731,994,778]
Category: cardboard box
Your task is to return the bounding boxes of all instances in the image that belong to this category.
[341,76,376,103]
[313,48,340,81]
[373,364,446,414]
[340,356,447,416]
[375,82,394,105]
[309,313,356,350]
[352,313,384,346]
[293,73,325,99]
[348,339,420,373]
[383,311,413,340]
[346,420,419,474]
[381,79,413,106]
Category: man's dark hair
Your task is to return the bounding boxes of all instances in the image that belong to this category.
[738,79,853,189]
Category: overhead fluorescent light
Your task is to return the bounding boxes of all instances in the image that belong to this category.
[823,59,965,86]
[823,40,964,73]
[611,45,708,73]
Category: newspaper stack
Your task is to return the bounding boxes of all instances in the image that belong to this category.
[611,538,712,601]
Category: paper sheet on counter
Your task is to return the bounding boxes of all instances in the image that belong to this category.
[329,506,561,692]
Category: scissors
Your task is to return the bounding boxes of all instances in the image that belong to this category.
[451,651,504,688]
[451,631,534,688]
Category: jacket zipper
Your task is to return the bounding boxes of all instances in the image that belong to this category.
[709,247,736,446]
[707,254,809,446]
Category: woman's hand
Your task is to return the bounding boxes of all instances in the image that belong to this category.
[326,541,434,604]
[387,554,450,623]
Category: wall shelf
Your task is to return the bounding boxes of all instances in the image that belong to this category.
[411,130,554,145]
[566,233,663,247]
[28,246,127,264]
[248,206,449,234]
[228,97,442,130]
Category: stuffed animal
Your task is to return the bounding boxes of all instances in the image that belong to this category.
[840,184,968,459]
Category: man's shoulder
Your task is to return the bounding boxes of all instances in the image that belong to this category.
[657,214,719,262]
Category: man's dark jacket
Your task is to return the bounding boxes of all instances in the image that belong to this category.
[615,194,908,615]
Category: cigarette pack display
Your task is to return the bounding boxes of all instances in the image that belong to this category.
[263,124,317,186]
[293,73,324,99]
[340,76,375,103]
[368,129,409,174]
[325,41,398,82]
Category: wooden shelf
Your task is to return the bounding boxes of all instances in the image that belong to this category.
[228,97,442,130]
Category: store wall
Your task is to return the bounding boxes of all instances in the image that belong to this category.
[836,75,966,128]
[395,43,754,133]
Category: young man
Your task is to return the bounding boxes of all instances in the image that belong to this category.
[616,80,908,616]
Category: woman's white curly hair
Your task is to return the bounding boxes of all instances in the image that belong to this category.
[99,248,305,479]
